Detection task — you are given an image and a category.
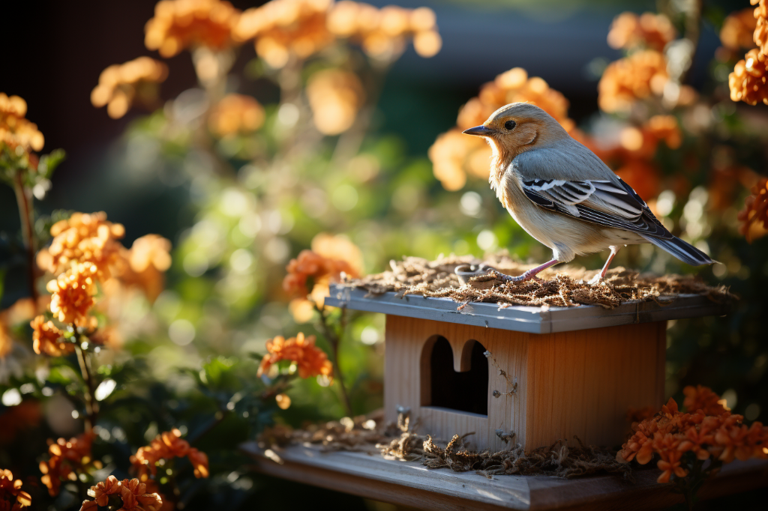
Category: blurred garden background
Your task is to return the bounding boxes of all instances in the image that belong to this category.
[1,0,767,509]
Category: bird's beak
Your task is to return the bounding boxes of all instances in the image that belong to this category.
[462,125,495,137]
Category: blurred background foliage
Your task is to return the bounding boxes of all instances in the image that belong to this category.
[1,0,768,509]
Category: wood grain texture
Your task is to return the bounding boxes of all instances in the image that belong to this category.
[241,442,768,511]
[524,321,664,450]
[385,316,665,451]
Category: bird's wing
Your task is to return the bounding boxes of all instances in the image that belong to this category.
[512,142,674,239]
[520,176,674,239]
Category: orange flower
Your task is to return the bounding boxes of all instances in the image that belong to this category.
[235,0,336,68]
[607,12,676,52]
[257,332,333,380]
[0,469,32,510]
[38,212,126,278]
[307,69,365,135]
[653,433,688,483]
[40,432,96,497]
[720,8,758,51]
[111,234,173,302]
[283,249,357,299]
[145,0,241,57]
[30,315,72,356]
[729,48,768,105]
[130,429,209,481]
[81,477,162,511]
[738,178,768,242]
[208,94,265,137]
[754,0,768,55]
[91,57,168,119]
[46,263,98,326]
[0,92,44,153]
[683,385,730,416]
[598,50,669,113]
[429,67,574,191]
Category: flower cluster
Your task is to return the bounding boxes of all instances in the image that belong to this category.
[234,1,441,68]
[728,2,768,105]
[208,94,265,137]
[729,48,768,105]
[307,69,365,135]
[257,332,333,380]
[235,0,336,68]
[738,177,768,241]
[130,429,209,481]
[429,67,573,190]
[720,8,758,52]
[284,248,358,299]
[598,50,669,113]
[109,234,174,303]
[327,2,441,59]
[80,476,162,511]
[46,263,98,326]
[39,432,97,497]
[607,12,676,52]
[617,387,768,484]
[91,57,168,119]
[0,93,44,153]
[145,0,241,57]
[37,212,126,278]
[30,315,71,356]
[0,469,32,510]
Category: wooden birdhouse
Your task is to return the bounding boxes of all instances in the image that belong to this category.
[326,286,728,452]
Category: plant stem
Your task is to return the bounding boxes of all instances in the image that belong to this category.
[74,339,97,432]
[13,170,38,305]
[316,304,354,417]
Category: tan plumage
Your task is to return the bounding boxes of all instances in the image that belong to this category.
[463,102,714,282]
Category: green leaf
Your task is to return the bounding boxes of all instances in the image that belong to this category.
[38,149,66,179]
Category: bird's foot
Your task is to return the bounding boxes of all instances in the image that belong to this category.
[588,274,604,285]
[493,270,541,283]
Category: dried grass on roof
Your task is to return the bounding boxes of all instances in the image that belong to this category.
[341,254,734,309]
[258,411,633,480]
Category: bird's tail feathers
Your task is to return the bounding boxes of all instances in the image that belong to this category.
[644,235,715,266]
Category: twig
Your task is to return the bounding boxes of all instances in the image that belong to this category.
[13,170,38,304]
[74,336,97,432]
[315,303,354,417]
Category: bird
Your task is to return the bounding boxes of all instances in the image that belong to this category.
[462,102,714,284]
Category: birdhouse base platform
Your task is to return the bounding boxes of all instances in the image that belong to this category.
[241,443,768,510]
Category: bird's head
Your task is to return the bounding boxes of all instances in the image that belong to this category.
[463,103,568,164]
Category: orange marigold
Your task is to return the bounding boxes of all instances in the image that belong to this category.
[30,315,72,356]
[80,476,162,511]
[111,234,173,302]
[0,469,32,510]
[257,332,333,380]
[145,0,241,57]
[130,429,209,481]
[729,48,768,105]
[720,8,758,51]
[598,50,669,113]
[683,385,730,416]
[0,92,44,153]
[46,263,98,326]
[738,178,768,242]
[208,94,266,137]
[40,432,96,497]
[91,57,168,119]
[607,12,676,52]
[283,249,357,298]
[38,211,126,278]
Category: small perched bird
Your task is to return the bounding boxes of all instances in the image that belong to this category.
[463,102,714,283]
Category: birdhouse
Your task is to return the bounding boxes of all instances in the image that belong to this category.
[326,286,728,452]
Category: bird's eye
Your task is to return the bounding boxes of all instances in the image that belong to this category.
[504,120,517,130]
